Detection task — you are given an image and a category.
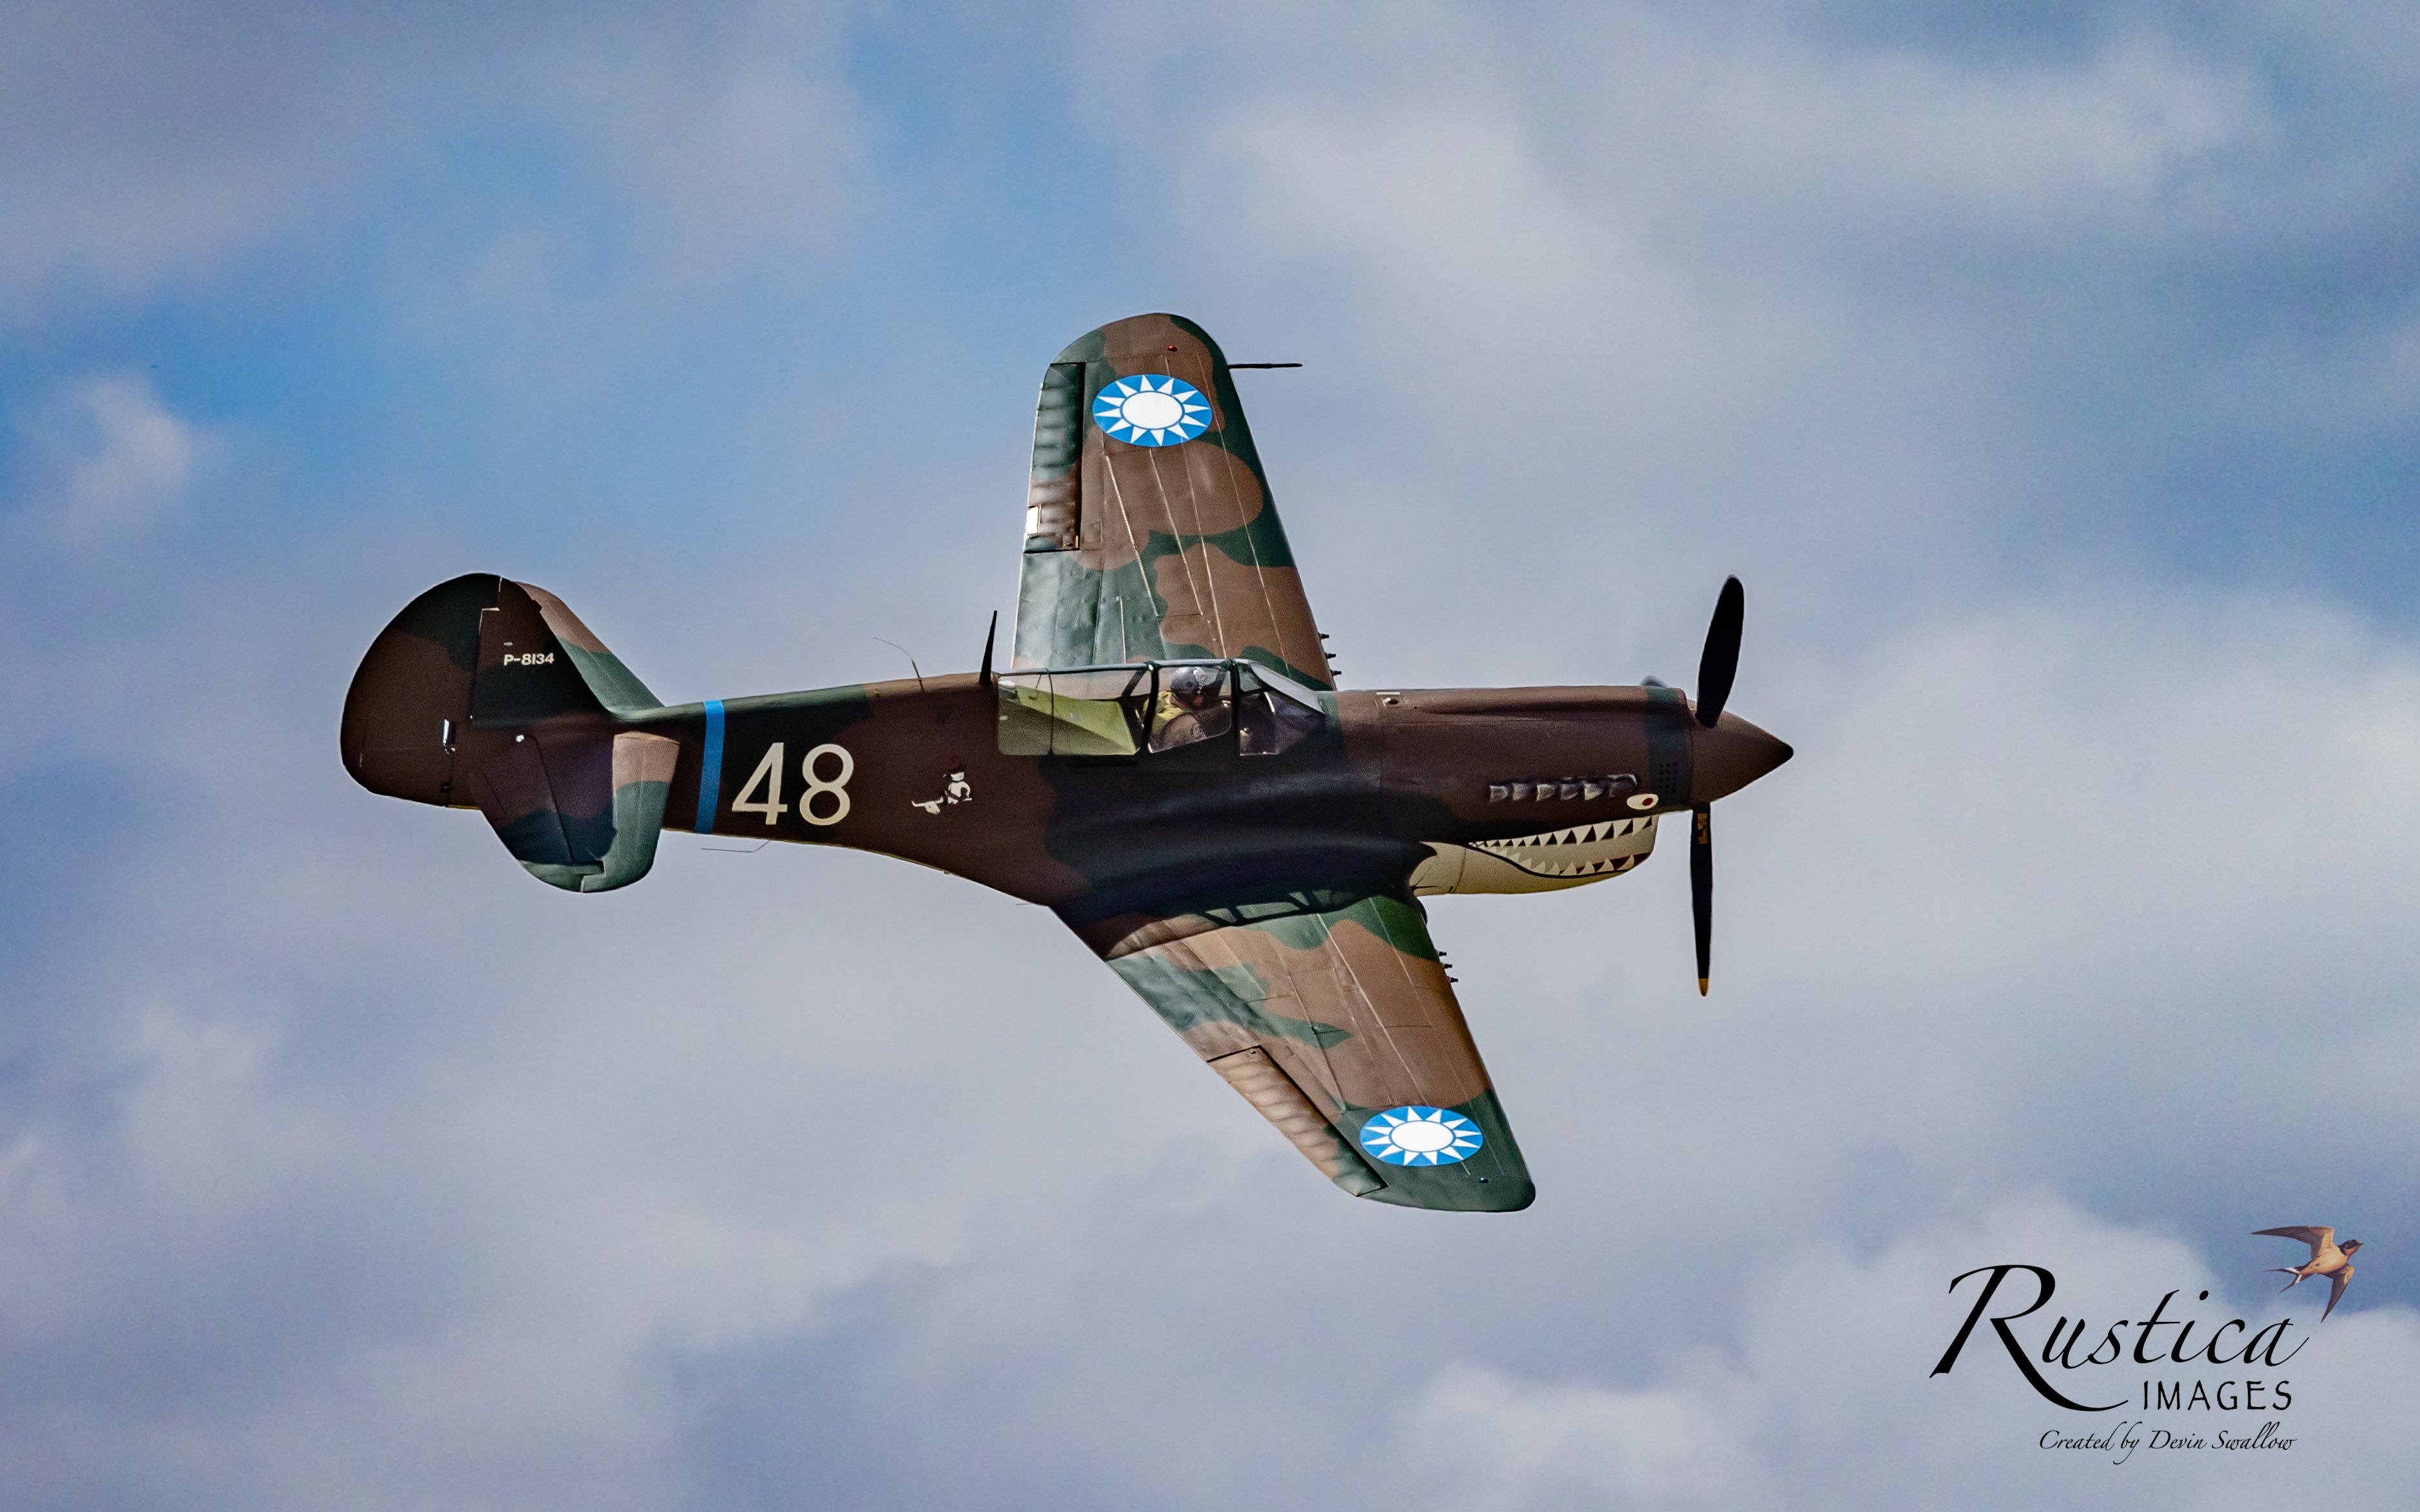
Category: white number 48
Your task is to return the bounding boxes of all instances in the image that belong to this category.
[731,742,854,827]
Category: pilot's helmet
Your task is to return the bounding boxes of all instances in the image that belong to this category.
[1167,666,1218,707]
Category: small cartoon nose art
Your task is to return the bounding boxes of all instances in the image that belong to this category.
[912,768,973,815]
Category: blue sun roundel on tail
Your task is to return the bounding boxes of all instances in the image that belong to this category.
[1360,1105,1484,1167]
[1093,374,1211,447]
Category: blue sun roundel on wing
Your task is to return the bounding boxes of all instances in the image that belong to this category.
[1093,374,1211,447]
[1359,1105,1485,1167]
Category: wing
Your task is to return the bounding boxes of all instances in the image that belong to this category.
[1062,888,1533,1212]
[2325,1265,2353,1319]
[2256,1225,2332,1257]
[1014,313,1333,690]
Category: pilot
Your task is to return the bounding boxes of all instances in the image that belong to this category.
[1155,665,1233,749]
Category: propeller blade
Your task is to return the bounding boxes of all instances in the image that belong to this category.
[1695,576,1744,728]
[1690,802,1713,995]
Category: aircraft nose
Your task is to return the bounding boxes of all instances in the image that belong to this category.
[1690,712,1793,804]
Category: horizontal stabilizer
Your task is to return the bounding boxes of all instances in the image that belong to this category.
[344,574,678,891]
[471,730,678,892]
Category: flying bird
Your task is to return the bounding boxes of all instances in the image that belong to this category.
[2256,1226,2363,1319]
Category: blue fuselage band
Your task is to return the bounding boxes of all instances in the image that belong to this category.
[696,700,726,833]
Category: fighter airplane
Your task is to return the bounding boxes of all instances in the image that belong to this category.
[342,313,1792,1212]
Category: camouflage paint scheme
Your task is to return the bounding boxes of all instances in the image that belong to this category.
[1017,314,1332,690]
[340,313,1793,1213]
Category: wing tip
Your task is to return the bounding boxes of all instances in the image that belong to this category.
[1358,1172,1537,1214]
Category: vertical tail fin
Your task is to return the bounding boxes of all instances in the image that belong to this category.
[470,578,661,724]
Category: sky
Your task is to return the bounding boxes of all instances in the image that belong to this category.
[5,1,2420,1506]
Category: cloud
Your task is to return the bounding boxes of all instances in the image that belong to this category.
[6,541,2419,1507]
[0,1,870,325]
[5,1,2420,1506]
[543,8,867,278]
[7,373,206,542]
[0,0,398,318]
[1395,1194,2420,1510]
[1628,28,2255,233]
[1140,3,2419,630]
[1407,1361,1754,1506]
[1191,15,2259,278]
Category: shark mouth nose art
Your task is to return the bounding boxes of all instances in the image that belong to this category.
[1474,816,1659,878]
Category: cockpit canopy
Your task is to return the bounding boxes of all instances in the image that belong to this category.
[996,659,1327,757]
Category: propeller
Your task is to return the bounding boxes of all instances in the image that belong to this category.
[1695,576,1744,728]
[1690,577,1744,995]
[1690,802,1713,995]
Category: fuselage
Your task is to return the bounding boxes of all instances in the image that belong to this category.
[552,669,1790,919]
